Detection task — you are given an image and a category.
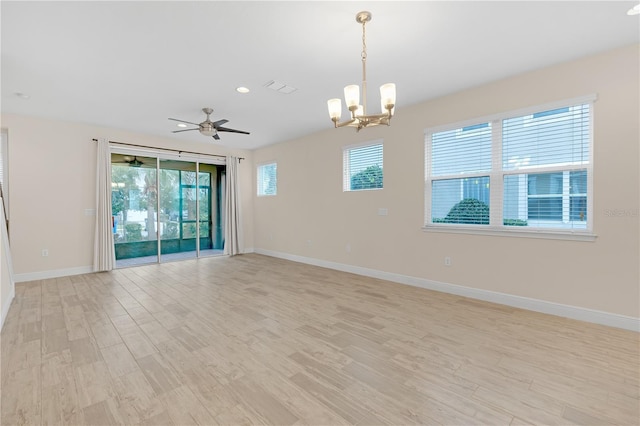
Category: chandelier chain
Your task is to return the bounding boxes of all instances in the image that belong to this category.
[361,20,368,115]
[361,20,367,62]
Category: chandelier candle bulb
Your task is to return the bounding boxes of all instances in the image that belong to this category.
[328,99,342,121]
[381,98,395,116]
[380,83,396,110]
[344,85,360,110]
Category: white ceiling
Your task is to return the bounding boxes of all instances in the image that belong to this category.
[2,1,638,150]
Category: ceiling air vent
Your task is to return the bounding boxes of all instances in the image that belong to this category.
[264,80,298,94]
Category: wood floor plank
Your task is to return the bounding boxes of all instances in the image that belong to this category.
[139,320,174,346]
[74,360,116,409]
[90,322,123,348]
[111,369,165,424]
[228,376,299,425]
[6,339,41,373]
[120,329,158,359]
[100,342,139,377]
[81,399,121,425]
[69,337,102,366]
[161,385,220,425]
[1,365,42,426]
[41,366,84,425]
[42,327,70,355]
[136,353,181,396]
[139,410,175,426]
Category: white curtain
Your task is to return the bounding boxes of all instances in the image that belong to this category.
[93,138,115,271]
[224,156,244,255]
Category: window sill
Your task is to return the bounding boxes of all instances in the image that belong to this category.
[422,225,597,241]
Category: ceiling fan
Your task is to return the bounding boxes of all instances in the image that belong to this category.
[113,155,144,167]
[169,107,250,140]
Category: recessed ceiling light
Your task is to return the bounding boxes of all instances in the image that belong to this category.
[176,123,188,128]
[14,92,30,100]
[236,86,250,94]
[628,4,640,15]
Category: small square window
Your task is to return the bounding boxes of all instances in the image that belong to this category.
[343,142,383,191]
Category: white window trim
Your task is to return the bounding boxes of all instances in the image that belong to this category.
[110,145,226,165]
[424,95,597,241]
[422,224,597,242]
[343,139,384,192]
[257,161,277,197]
[0,129,8,221]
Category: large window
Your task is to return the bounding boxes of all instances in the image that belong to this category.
[257,162,277,196]
[343,141,383,191]
[425,97,594,236]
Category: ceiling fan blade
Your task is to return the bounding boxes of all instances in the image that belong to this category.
[212,119,229,127]
[216,126,250,135]
[168,118,201,126]
[171,128,199,133]
[212,133,220,140]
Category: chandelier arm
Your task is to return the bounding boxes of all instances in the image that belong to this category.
[359,112,392,120]
[334,118,357,128]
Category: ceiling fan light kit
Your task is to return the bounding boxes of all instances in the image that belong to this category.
[169,107,250,141]
[327,11,396,131]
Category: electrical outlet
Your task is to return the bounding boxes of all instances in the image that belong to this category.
[346,243,351,253]
[444,256,452,266]
[307,239,312,247]
[42,249,49,257]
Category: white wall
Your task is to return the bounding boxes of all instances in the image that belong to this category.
[0,115,254,280]
[253,44,640,323]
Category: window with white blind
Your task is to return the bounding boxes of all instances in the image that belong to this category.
[425,96,594,237]
[257,162,277,196]
[429,123,492,224]
[343,141,383,191]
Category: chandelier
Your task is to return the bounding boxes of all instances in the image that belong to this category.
[327,11,396,131]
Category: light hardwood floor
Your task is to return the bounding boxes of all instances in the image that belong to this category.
[1,253,638,425]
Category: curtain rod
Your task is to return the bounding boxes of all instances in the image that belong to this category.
[92,138,245,162]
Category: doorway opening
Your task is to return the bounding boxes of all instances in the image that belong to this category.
[111,153,225,268]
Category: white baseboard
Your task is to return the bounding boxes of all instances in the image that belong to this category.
[1,282,15,330]
[254,248,639,332]
[14,265,94,283]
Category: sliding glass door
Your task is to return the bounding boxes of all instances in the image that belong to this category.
[111,153,225,268]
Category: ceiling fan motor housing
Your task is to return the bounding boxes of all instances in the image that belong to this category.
[199,122,217,137]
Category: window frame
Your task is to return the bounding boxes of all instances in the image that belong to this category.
[342,139,384,192]
[424,94,597,241]
[256,161,278,197]
[0,129,8,222]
